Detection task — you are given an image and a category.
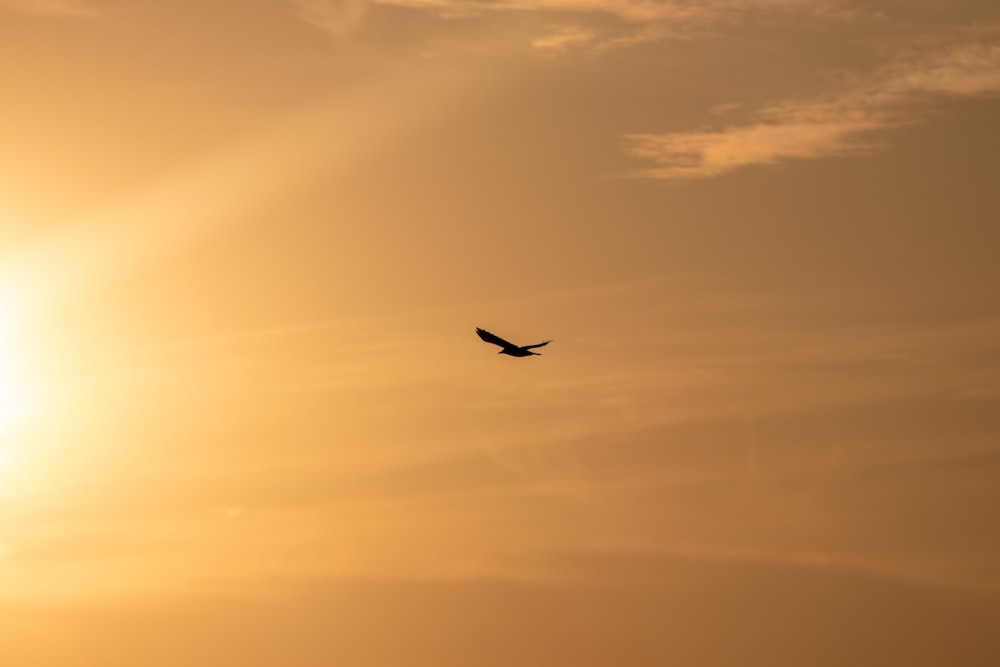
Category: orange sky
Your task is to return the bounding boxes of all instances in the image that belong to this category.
[2,1,1000,665]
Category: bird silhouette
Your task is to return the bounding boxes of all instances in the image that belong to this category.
[476,327,551,357]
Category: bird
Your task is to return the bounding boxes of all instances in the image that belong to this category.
[476,327,551,357]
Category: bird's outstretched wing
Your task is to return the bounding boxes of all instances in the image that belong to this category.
[476,327,516,349]
[522,340,551,350]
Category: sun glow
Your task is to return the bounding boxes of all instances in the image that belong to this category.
[0,301,39,446]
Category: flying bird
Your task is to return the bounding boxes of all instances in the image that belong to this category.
[476,327,551,357]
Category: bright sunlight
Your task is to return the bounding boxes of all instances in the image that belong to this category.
[0,300,38,464]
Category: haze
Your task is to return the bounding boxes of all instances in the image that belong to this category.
[2,1,999,665]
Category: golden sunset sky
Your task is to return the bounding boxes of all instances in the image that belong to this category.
[2,1,1000,664]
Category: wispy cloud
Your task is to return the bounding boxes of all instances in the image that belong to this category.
[532,26,596,52]
[624,34,1000,179]
[0,0,98,18]
[369,0,854,53]
[291,0,368,38]
[376,0,843,24]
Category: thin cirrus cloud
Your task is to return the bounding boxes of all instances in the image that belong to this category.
[531,26,597,52]
[624,35,1000,180]
[282,0,849,52]
[374,0,855,51]
[290,0,369,38]
[373,0,843,23]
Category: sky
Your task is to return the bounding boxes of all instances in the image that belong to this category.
[1,1,1000,665]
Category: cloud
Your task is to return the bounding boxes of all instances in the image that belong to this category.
[708,101,744,116]
[351,0,858,55]
[291,0,368,38]
[531,26,594,52]
[532,26,596,51]
[624,34,1000,179]
[375,0,843,24]
[0,0,98,18]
